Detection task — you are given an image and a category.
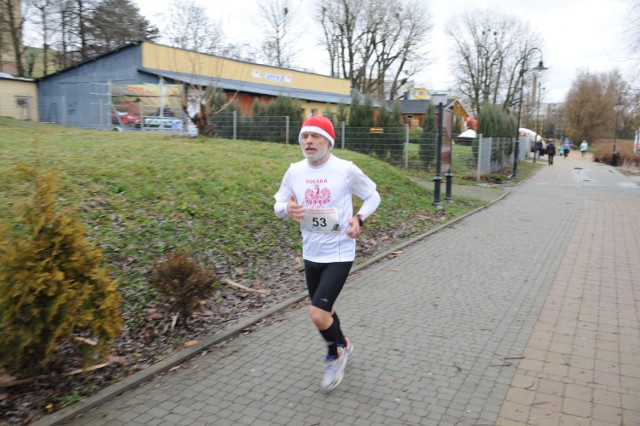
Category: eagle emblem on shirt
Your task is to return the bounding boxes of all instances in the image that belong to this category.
[305,184,331,207]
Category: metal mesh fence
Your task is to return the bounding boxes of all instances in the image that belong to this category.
[33,93,187,134]
[7,97,532,179]
[343,126,409,167]
[203,117,531,178]
[208,113,301,144]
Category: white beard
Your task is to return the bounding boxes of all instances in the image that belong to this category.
[302,143,331,165]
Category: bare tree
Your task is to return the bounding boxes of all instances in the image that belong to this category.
[0,0,26,75]
[317,0,431,100]
[73,0,94,60]
[31,0,48,74]
[49,0,75,68]
[563,70,628,143]
[317,1,341,78]
[42,0,96,63]
[630,0,640,51]
[256,0,298,68]
[159,0,224,55]
[183,84,239,137]
[317,0,361,80]
[447,10,543,116]
[371,0,432,100]
[624,0,640,87]
[26,0,151,72]
[219,41,261,62]
[22,0,80,74]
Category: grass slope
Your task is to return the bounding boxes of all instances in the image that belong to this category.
[0,118,481,311]
[0,118,492,423]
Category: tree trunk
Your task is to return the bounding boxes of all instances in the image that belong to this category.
[3,0,25,76]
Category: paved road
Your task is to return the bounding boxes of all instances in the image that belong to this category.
[50,154,640,425]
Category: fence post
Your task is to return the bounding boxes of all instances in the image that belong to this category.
[98,100,103,130]
[471,134,482,182]
[445,147,453,202]
[341,121,345,149]
[233,111,237,140]
[61,95,67,125]
[433,103,443,209]
[286,115,290,144]
[405,124,409,169]
[139,100,144,131]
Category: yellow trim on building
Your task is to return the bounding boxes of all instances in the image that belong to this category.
[141,42,351,96]
[300,101,345,120]
[413,88,428,100]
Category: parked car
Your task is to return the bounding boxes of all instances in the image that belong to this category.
[111,104,141,125]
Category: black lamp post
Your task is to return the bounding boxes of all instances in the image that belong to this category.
[433,102,444,209]
[513,50,547,178]
[535,83,544,140]
[612,98,623,167]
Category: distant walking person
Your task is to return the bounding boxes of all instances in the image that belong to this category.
[562,138,571,158]
[273,116,381,392]
[546,139,556,165]
[580,140,588,159]
[534,139,544,163]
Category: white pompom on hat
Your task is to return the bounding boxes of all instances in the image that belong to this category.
[299,115,336,146]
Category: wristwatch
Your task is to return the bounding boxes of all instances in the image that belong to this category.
[355,214,365,227]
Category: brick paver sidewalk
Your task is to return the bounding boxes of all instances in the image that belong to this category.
[39,155,639,426]
[497,157,640,425]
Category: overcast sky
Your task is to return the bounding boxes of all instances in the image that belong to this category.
[135,0,633,104]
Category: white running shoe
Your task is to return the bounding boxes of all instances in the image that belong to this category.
[320,339,353,393]
[320,356,344,392]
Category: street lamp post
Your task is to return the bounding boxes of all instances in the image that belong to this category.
[513,74,526,178]
[613,98,623,167]
[535,83,543,138]
[512,50,547,178]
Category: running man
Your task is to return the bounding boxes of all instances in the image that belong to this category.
[273,115,381,392]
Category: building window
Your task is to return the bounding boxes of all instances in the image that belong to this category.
[15,96,30,107]
[15,96,33,120]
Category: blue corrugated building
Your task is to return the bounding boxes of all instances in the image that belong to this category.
[36,41,354,130]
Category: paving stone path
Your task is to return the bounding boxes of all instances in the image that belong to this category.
[41,154,639,426]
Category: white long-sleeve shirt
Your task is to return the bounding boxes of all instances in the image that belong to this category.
[274,154,381,263]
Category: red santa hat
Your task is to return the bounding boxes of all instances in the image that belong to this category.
[299,116,335,146]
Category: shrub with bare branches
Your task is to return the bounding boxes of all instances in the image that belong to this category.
[150,253,219,325]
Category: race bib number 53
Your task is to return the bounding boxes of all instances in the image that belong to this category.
[302,208,340,233]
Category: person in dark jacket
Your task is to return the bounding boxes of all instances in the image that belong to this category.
[534,139,544,163]
[545,139,556,165]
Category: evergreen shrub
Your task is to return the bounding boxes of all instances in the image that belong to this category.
[0,170,123,374]
[477,103,516,138]
[419,103,438,169]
